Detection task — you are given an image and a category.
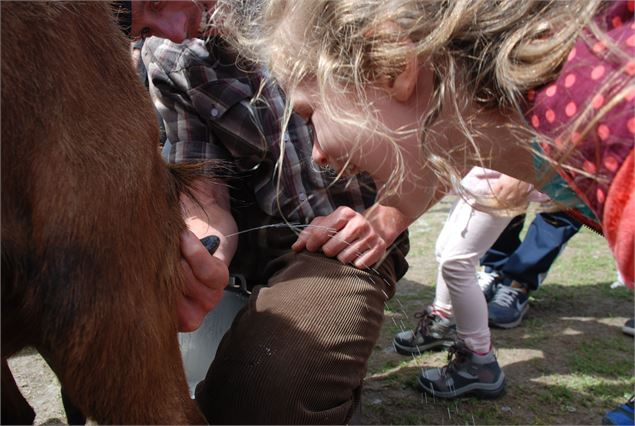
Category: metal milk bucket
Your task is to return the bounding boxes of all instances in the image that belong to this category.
[178,290,248,396]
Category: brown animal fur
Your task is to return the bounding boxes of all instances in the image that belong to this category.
[1,2,206,424]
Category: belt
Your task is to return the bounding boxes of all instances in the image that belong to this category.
[226,274,252,296]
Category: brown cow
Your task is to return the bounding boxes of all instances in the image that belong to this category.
[1,2,206,424]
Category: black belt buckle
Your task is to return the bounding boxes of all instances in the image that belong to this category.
[227,274,251,296]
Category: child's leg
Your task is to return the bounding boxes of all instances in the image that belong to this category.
[480,214,526,272]
[431,199,459,317]
[392,201,461,356]
[436,198,512,353]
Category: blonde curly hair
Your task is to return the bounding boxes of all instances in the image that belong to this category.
[215,0,631,212]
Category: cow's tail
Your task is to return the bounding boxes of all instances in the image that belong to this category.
[167,159,234,214]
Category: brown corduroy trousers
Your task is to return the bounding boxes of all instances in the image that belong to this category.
[195,240,408,424]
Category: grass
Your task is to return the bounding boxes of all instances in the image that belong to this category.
[569,338,634,377]
[362,198,634,425]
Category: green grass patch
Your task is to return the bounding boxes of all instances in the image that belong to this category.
[569,338,635,377]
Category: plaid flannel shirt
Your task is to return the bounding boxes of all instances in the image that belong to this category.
[142,36,376,224]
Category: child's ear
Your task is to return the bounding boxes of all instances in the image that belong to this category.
[386,51,418,102]
[372,22,418,102]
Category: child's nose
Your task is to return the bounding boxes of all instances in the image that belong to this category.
[312,143,329,167]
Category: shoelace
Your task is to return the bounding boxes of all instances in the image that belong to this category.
[414,309,435,336]
[442,342,471,374]
[477,271,499,292]
[491,285,522,308]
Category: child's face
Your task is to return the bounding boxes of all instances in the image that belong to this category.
[290,74,444,219]
[291,80,423,186]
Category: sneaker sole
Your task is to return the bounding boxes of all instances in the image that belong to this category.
[489,304,529,329]
[622,325,634,337]
[393,339,454,356]
[417,373,506,399]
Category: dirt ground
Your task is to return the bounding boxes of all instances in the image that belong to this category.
[7,197,635,425]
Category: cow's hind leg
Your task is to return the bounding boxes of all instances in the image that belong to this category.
[61,386,86,425]
[1,358,36,425]
[39,293,205,425]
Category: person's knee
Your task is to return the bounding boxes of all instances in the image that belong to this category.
[196,278,377,424]
[439,256,477,285]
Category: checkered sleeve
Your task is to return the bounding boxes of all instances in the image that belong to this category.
[142,37,267,171]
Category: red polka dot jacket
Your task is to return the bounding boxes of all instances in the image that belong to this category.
[526,0,634,286]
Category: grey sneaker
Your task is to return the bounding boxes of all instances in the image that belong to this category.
[623,318,634,337]
[477,270,503,302]
[393,306,456,355]
[418,342,506,399]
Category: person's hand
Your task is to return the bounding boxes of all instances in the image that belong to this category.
[177,229,229,332]
[292,206,388,269]
[490,174,533,208]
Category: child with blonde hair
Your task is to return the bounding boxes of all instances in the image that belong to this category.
[217,0,634,399]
